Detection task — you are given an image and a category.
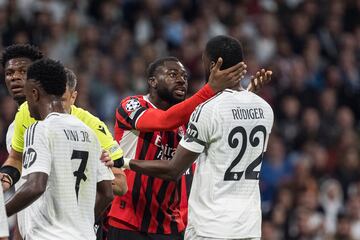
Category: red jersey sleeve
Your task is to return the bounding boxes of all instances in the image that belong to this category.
[115,96,149,130]
[135,84,215,132]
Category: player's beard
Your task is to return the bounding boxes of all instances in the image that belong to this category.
[157,86,184,104]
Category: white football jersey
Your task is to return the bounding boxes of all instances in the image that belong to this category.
[18,113,114,240]
[0,184,9,238]
[180,89,274,239]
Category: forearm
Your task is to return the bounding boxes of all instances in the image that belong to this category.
[129,160,181,181]
[6,182,44,217]
[95,181,114,221]
[111,168,128,196]
[0,150,22,191]
[2,156,22,171]
[136,84,215,131]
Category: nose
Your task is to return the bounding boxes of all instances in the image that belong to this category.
[176,75,186,84]
[11,71,23,81]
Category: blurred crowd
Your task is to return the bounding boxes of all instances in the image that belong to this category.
[0,0,359,239]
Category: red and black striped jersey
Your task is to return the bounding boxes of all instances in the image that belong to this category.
[108,95,194,234]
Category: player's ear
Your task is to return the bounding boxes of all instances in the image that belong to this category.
[148,76,157,89]
[32,87,40,102]
[70,90,78,105]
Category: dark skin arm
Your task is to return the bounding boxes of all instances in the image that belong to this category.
[95,180,114,221]
[5,172,48,217]
[129,145,199,181]
[0,148,23,191]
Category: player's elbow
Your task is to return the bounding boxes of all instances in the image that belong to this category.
[29,181,46,198]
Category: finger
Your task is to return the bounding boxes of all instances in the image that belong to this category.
[265,71,272,82]
[225,61,246,74]
[212,57,223,72]
[230,63,247,80]
[258,76,263,89]
[261,69,266,76]
[246,75,255,91]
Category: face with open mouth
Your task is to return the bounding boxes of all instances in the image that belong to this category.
[157,60,189,104]
[4,57,32,103]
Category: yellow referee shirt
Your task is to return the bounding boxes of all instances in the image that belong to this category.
[11,102,123,161]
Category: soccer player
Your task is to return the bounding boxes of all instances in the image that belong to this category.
[0,185,8,240]
[118,35,274,240]
[5,59,114,240]
[107,56,270,239]
[0,44,126,196]
[107,57,249,240]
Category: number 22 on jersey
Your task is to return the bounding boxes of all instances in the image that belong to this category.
[224,125,267,181]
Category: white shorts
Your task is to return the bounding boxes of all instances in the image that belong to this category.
[184,225,260,240]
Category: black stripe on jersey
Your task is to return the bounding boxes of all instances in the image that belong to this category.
[117,106,135,129]
[31,122,38,145]
[130,107,147,128]
[140,176,154,232]
[116,119,131,130]
[184,132,206,146]
[25,125,29,147]
[132,132,154,214]
[166,187,179,234]
[155,181,170,234]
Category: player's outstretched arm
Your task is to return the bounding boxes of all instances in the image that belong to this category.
[0,148,22,192]
[122,145,199,181]
[134,58,247,131]
[95,180,114,221]
[5,172,48,217]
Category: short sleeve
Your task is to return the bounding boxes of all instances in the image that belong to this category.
[97,160,115,183]
[0,185,9,237]
[179,103,214,153]
[22,122,52,178]
[71,105,124,161]
[115,96,147,130]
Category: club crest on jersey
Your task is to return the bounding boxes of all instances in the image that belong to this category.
[23,147,37,169]
[125,99,141,112]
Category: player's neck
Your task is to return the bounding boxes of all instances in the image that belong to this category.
[148,94,171,110]
[16,98,26,107]
[227,84,245,92]
[39,99,66,120]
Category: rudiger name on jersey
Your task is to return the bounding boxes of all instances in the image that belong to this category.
[63,129,91,143]
[231,107,265,120]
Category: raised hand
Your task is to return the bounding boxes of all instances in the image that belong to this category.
[208,58,247,92]
[247,69,272,92]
